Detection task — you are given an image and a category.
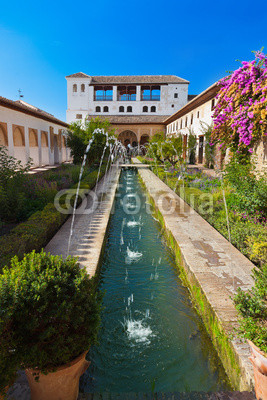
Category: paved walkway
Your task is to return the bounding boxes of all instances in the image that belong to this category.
[135,159,255,391]
[45,164,120,276]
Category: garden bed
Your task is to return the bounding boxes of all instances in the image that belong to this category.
[137,156,267,268]
[0,164,107,271]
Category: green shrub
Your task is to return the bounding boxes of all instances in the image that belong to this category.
[0,165,108,271]
[0,203,65,270]
[225,157,267,216]
[0,251,101,379]
[234,264,267,354]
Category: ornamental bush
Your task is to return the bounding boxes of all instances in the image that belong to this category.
[234,264,267,354]
[0,251,102,377]
[211,51,267,156]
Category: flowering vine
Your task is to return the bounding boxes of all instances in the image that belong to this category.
[211,51,267,156]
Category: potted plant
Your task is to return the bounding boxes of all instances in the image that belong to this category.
[0,250,101,400]
[234,263,267,399]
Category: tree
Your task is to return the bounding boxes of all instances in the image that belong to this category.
[66,117,116,165]
[147,133,183,166]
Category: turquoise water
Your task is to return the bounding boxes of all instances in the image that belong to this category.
[80,168,230,393]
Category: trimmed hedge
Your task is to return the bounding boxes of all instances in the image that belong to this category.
[0,166,106,271]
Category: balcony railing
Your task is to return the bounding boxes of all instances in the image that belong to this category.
[94,95,113,101]
[141,95,160,101]
[118,94,136,101]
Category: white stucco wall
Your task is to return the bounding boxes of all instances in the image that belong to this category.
[166,97,215,163]
[0,105,71,167]
[66,77,189,123]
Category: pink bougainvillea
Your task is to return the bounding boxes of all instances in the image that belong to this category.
[211,51,267,155]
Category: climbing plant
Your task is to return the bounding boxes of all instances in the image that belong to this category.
[211,50,267,158]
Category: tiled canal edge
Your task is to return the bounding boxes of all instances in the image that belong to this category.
[7,166,121,400]
[137,164,255,392]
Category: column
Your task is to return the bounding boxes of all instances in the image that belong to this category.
[48,128,53,165]
[7,122,14,157]
[136,86,141,101]
[25,127,30,164]
[113,85,117,101]
[37,129,42,167]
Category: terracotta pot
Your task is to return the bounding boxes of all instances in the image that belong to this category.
[25,350,90,400]
[248,339,267,400]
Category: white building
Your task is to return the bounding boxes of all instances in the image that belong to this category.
[0,97,71,167]
[165,83,219,163]
[66,73,189,123]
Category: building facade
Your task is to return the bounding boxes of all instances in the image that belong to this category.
[66,72,190,146]
[66,73,189,122]
[165,83,267,172]
[165,83,219,164]
[0,97,71,167]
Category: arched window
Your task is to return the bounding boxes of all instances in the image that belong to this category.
[127,106,132,112]
[73,84,77,93]
[81,84,85,92]
[95,106,101,112]
[143,106,148,112]
[191,114,193,124]
[185,117,188,127]
[119,106,124,112]
[103,106,109,112]
[151,106,156,112]
[180,120,183,129]
[211,99,215,110]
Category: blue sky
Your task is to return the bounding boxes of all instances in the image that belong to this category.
[0,0,266,121]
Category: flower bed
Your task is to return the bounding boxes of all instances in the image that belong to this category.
[146,162,267,268]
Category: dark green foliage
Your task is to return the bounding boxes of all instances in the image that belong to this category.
[0,251,101,378]
[234,264,267,354]
[0,203,65,271]
[66,117,115,165]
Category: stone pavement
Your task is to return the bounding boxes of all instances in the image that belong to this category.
[45,164,121,276]
[136,162,255,391]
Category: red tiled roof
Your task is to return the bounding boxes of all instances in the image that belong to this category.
[66,73,189,85]
[0,97,68,127]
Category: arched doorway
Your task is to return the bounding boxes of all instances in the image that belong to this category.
[118,130,138,147]
[13,126,26,165]
[29,128,39,167]
[140,134,150,154]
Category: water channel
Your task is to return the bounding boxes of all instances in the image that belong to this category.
[80,168,231,394]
